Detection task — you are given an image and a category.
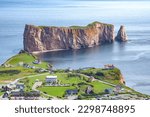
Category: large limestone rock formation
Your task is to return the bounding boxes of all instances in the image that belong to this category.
[23,22,115,53]
[115,25,128,42]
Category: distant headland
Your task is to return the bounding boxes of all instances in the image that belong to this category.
[23,21,127,53]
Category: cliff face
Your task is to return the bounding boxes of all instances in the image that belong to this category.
[115,25,128,42]
[24,22,115,53]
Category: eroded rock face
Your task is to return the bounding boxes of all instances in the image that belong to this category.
[115,25,128,42]
[24,22,115,53]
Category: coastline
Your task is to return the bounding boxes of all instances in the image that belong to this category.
[0,52,150,100]
[31,49,69,54]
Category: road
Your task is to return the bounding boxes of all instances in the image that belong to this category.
[0,72,49,99]
[9,73,49,86]
[32,81,58,100]
[78,73,116,87]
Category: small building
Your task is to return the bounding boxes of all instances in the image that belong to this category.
[86,86,93,94]
[113,85,122,94]
[10,90,24,97]
[115,85,122,91]
[66,89,78,96]
[2,91,9,98]
[45,76,57,83]
[16,83,25,90]
[37,68,48,73]
[25,91,40,98]
[33,60,41,64]
[104,88,113,94]
[18,62,24,66]
[1,86,11,91]
[104,64,115,70]
[89,76,95,82]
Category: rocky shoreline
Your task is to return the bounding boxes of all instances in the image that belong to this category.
[24,21,128,53]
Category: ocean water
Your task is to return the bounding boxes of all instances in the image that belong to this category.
[0,0,150,95]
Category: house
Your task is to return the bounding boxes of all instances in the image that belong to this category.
[89,76,95,82]
[113,85,122,94]
[66,89,78,95]
[10,90,24,97]
[33,60,41,64]
[86,86,93,94]
[25,91,40,98]
[37,68,48,73]
[16,83,25,90]
[45,76,57,83]
[115,85,122,91]
[18,62,24,66]
[104,64,115,70]
[104,88,113,94]
[10,91,40,100]
[1,86,11,91]
[2,91,9,98]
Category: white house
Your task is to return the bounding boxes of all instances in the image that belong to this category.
[45,76,57,83]
[104,64,115,70]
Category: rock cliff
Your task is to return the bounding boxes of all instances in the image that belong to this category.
[24,22,115,53]
[115,25,128,42]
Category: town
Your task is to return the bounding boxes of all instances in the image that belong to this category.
[0,52,149,100]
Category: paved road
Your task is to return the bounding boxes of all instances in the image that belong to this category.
[32,81,58,100]
[9,73,49,86]
[32,82,43,91]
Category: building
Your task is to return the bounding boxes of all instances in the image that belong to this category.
[16,83,25,90]
[45,76,57,83]
[89,76,95,82]
[10,91,40,100]
[10,90,24,97]
[86,86,93,94]
[1,86,11,91]
[114,85,122,93]
[104,88,113,94]
[104,64,115,70]
[66,89,78,95]
[33,59,41,64]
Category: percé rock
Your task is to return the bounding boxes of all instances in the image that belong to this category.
[115,25,128,42]
[24,22,115,53]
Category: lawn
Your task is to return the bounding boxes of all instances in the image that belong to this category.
[0,67,36,82]
[5,53,35,65]
[4,53,48,69]
[18,73,88,91]
[90,81,113,94]
[38,86,76,97]
[0,91,4,96]
[0,52,49,83]
[18,73,49,91]
[79,68,122,84]
[57,73,88,85]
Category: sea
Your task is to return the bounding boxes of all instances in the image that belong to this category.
[0,0,150,95]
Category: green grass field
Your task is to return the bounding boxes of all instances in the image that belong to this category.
[57,73,88,85]
[0,90,4,96]
[79,68,122,84]
[5,53,35,65]
[91,81,113,93]
[18,73,89,91]
[38,86,76,97]
[0,67,36,82]
[4,53,48,68]
[0,53,48,83]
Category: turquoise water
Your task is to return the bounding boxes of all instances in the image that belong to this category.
[0,0,150,94]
